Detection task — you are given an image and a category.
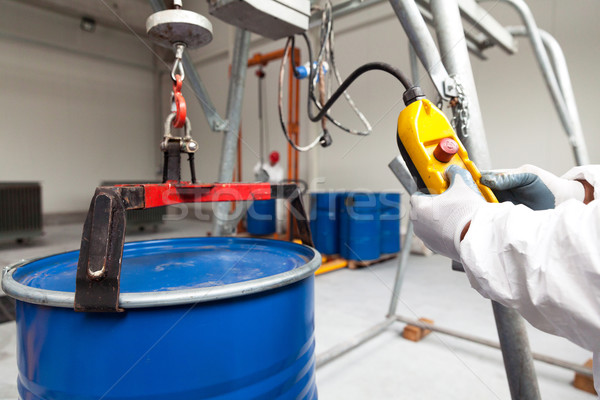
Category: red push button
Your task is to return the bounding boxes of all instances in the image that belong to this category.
[433,138,459,163]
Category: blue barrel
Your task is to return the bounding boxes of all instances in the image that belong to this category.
[338,192,381,261]
[379,192,401,254]
[247,199,276,235]
[2,237,321,400]
[309,192,339,255]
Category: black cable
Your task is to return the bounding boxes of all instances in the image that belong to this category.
[296,33,412,127]
[308,62,413,122]
[280,34,415,152]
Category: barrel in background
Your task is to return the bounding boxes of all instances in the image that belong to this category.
[379,192,401,254]
[338,192,381,261]
[246,199,276,235]
[309,192,339,255]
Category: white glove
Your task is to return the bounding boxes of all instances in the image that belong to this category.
[410,165,487,261]
[481,164,585,207]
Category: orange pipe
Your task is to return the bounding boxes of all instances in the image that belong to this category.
[247,49,287,67]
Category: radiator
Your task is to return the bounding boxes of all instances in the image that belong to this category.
[0,182,42,241]
[102,181,167,231]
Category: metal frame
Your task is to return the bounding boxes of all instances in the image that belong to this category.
[212,29,252,236]
[308,0,517,61]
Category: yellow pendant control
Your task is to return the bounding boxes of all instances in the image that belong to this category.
[396,98,497,203]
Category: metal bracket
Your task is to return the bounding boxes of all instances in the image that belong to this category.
[74,182,313,312]
[443,77,459,98]
[212,119,229,132]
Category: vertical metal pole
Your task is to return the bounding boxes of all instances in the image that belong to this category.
[492,302,541,399]
[388,0,450,99]
[212,28,251,236]
[429,0,492,168]
[538,29,588,165]
[409,43,419,86]
[386,220,413,317]
[429,1,540,399]
[153,56,165,176]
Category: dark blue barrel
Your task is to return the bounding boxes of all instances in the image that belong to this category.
[379,192,401,254]
[247,199,276,235]
[309,192,339,255]
[2,237,320,400]
[338,192,381,261]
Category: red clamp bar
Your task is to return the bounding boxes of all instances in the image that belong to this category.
[115,182,273,208]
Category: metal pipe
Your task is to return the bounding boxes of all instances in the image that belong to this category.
[388,0,450,99]
[506,25,589,166]
[149,0,228,132]
[309,0,488,60]
[429,1,540,398]
[409,42,420,85]
[394,315,594,377]
[181,53,228,131]
[316,317,396,368]
[481,0,589,166]
[212,29,252,236]
[430,0,492,169]
[491,302,541,399]
[386,220,413,317]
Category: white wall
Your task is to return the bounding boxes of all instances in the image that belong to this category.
[0,1,156,214]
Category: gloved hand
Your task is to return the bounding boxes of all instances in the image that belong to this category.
[410,165,486,261]
[480,164,585,210]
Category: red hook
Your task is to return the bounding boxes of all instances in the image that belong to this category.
[172,74,186,129]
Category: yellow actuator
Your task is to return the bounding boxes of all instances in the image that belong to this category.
[396,96,497,203]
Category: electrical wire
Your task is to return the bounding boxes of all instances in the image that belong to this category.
[312,1,373,136]
[308,61,413,121]
[278,3,414,152]
[278,37,324,152]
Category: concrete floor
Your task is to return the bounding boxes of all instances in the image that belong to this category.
[0,220,595,399]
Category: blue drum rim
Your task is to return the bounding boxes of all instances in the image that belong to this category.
[1,237,321,310]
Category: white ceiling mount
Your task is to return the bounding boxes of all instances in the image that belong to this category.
[146,9,213,49]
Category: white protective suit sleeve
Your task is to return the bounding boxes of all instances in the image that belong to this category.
[459,165,600,394]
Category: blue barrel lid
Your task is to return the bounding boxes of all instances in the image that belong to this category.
[2,237,321,309]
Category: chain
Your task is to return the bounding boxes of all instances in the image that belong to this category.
[450,77,470,139]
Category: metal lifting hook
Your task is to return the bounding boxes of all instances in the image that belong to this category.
[172,74,187,129]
